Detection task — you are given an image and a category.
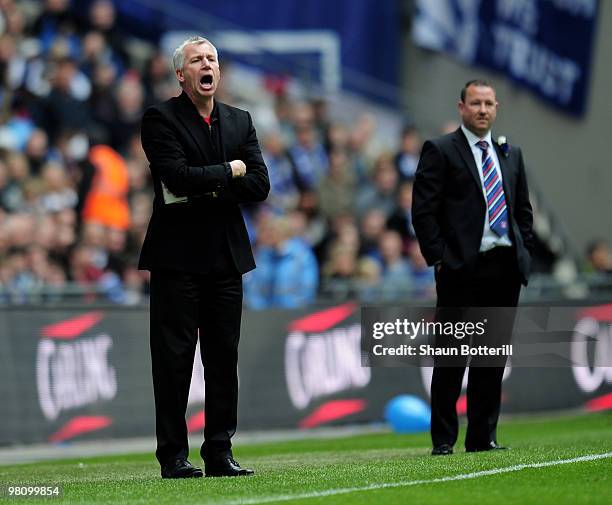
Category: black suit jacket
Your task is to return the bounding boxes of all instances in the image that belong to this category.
[412,128,534,285]
[138,92,269,274]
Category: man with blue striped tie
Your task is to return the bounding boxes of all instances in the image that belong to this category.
[412,80,535,455]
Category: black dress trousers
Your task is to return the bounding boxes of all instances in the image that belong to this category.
[430,246,521,450]
[149,253,242,465]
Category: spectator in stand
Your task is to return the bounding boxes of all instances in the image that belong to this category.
[288,103,328,189]
[86,0,129,68]
[2,151,30,212]
[38,161,78,213]
[21,176,44,213]
[318,212,360,271]
[0,31,27,102]
[69,234,125,303]
[586,239,612,274]
[359,208,387,259]
[355,256,382,301]
[0,213,36,288]
[81,221,108,270]
[394,124,421,181]
[349,114,382,179]
[89,60,118,144]
[316,148,355,221]
[125,133,151,198]
[292,101,314,131]
[47,210,77,274]
[0,158,11,210]
[347,113,376,183]
[2,4,27,42]
[122,264,148,304]
[81,143,130,232]
[107,227,128,272]
[285,208,310,240]
[1,246,39,303]
[408,241,435,299]
[330,213,360,252]
[387,180,416,252]
[262,130,300,213]
[321,244,359,299]
[377,230,413,300]
[310,96,330,141]
[295,190,328,257]
[127,191,151,250]
[273,93,295,147]
[244,215,318,309]
[24,129,51,176]
[32,0,80,56]
[53,129,94,228]
[440,120,460,135]
[79,29,122,81]
[34,56,91,144]
[33,214,56,251]
[325,122,350,153]
[143,50,179,107]
[109,74,145,154]
[44,257,69,301]
[355,153,398,218]
[68,244,100,291]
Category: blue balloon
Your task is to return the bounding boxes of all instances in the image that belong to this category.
[384,395,431,433]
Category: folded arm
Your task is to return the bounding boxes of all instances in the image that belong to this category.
[141,107,230,197]
[223,111,270,204]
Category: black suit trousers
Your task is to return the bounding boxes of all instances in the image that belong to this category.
[149,265,242,465]
[431,247,521,450]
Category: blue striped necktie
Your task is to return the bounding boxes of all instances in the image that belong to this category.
[476,140,508,237]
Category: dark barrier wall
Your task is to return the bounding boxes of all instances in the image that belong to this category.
[1,302,611,446]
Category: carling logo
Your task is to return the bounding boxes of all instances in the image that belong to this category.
[37,312,117,421]
[572,305,612,393]
[285,303,371,409]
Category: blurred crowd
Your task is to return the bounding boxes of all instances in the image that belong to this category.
[5,1,601,309]
[0,0,439,308]
[241,102,440,309]
[0,0,157,304]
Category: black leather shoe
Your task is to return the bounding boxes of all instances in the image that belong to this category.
[431,444,454,455]
[466,441,509,453]
[205,457,254,477]
[161,459,203,478]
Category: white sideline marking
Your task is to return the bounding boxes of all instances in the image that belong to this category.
[227,452,612,505]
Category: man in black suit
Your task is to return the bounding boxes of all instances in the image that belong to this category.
[412,80,534,455]
[139,36,269,478]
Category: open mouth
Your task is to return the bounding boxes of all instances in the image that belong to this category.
[200,74,213,89]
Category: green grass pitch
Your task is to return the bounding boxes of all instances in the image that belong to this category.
[1,413,610,504]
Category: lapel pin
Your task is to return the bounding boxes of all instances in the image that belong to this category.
[497,136,511,158]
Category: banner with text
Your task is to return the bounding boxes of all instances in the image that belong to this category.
[412,0,600,116]
[0,301,611,446]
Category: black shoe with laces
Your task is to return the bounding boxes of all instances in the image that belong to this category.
[431,444,454,456]
[205,456,254,477]
[466,441,509,452]
[161,458,203,479]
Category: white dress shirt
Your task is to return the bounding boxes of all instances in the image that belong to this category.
[460,124,513,252]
